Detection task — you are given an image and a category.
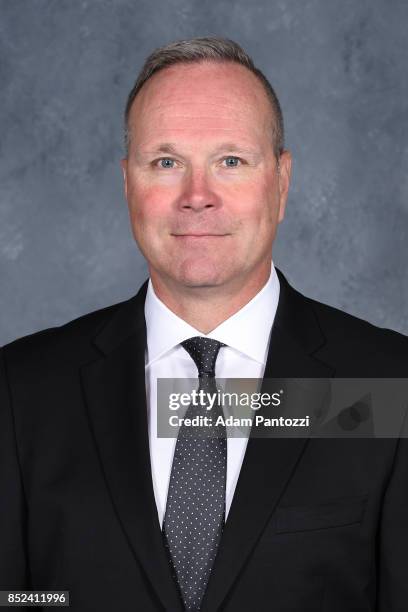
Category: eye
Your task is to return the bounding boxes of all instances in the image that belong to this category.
[222,156,242,167]
[155,158,176,169]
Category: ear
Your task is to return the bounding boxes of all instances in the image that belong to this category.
[277,150,292,223]
[120,158,128,200]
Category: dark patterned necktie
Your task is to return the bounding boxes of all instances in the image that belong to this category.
[162,337,227,611]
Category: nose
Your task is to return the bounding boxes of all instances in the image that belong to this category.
[177,167,221,212]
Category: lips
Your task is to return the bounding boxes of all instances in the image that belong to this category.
[171,233,229,237]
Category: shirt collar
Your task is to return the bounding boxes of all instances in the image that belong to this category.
[144,262,280,366]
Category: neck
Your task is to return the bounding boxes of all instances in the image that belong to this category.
[149,263,272,334]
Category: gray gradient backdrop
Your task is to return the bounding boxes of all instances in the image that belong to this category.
[1,0,407,346]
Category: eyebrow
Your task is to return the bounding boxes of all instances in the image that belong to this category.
[141,142,260,157]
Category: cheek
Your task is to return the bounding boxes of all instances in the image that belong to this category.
[128,183,173,227]
[228,182,275,226]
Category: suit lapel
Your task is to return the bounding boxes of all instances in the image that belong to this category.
[200,268,335,612]
[80,282,184,611]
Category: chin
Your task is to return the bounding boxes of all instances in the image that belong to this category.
[173,259,227,288]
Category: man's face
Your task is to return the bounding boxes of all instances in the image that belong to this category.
[121,61,291,292]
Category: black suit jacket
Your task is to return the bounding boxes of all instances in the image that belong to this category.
[1,268,408,611]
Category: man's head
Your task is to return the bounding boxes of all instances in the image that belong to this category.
[121,36,291,297]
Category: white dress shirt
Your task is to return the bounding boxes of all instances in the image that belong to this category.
[144,263,280,527]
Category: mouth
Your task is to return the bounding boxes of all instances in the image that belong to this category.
[171,233,230,238]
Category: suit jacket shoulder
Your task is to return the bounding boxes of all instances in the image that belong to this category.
[305,293,408,375]
[308,292,406,348]
[272,268,407,376]
[2,294,136,372]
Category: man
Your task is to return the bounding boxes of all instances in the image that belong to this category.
[1,36,407,611]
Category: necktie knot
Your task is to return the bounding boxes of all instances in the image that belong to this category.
[181,336,225,378]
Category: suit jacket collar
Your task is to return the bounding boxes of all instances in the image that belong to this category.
[81,267,335,611]
[91,267,332,366]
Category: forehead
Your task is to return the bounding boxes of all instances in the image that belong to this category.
[128,61,273,147]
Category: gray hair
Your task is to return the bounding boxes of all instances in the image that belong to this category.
[123,36,285,158]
